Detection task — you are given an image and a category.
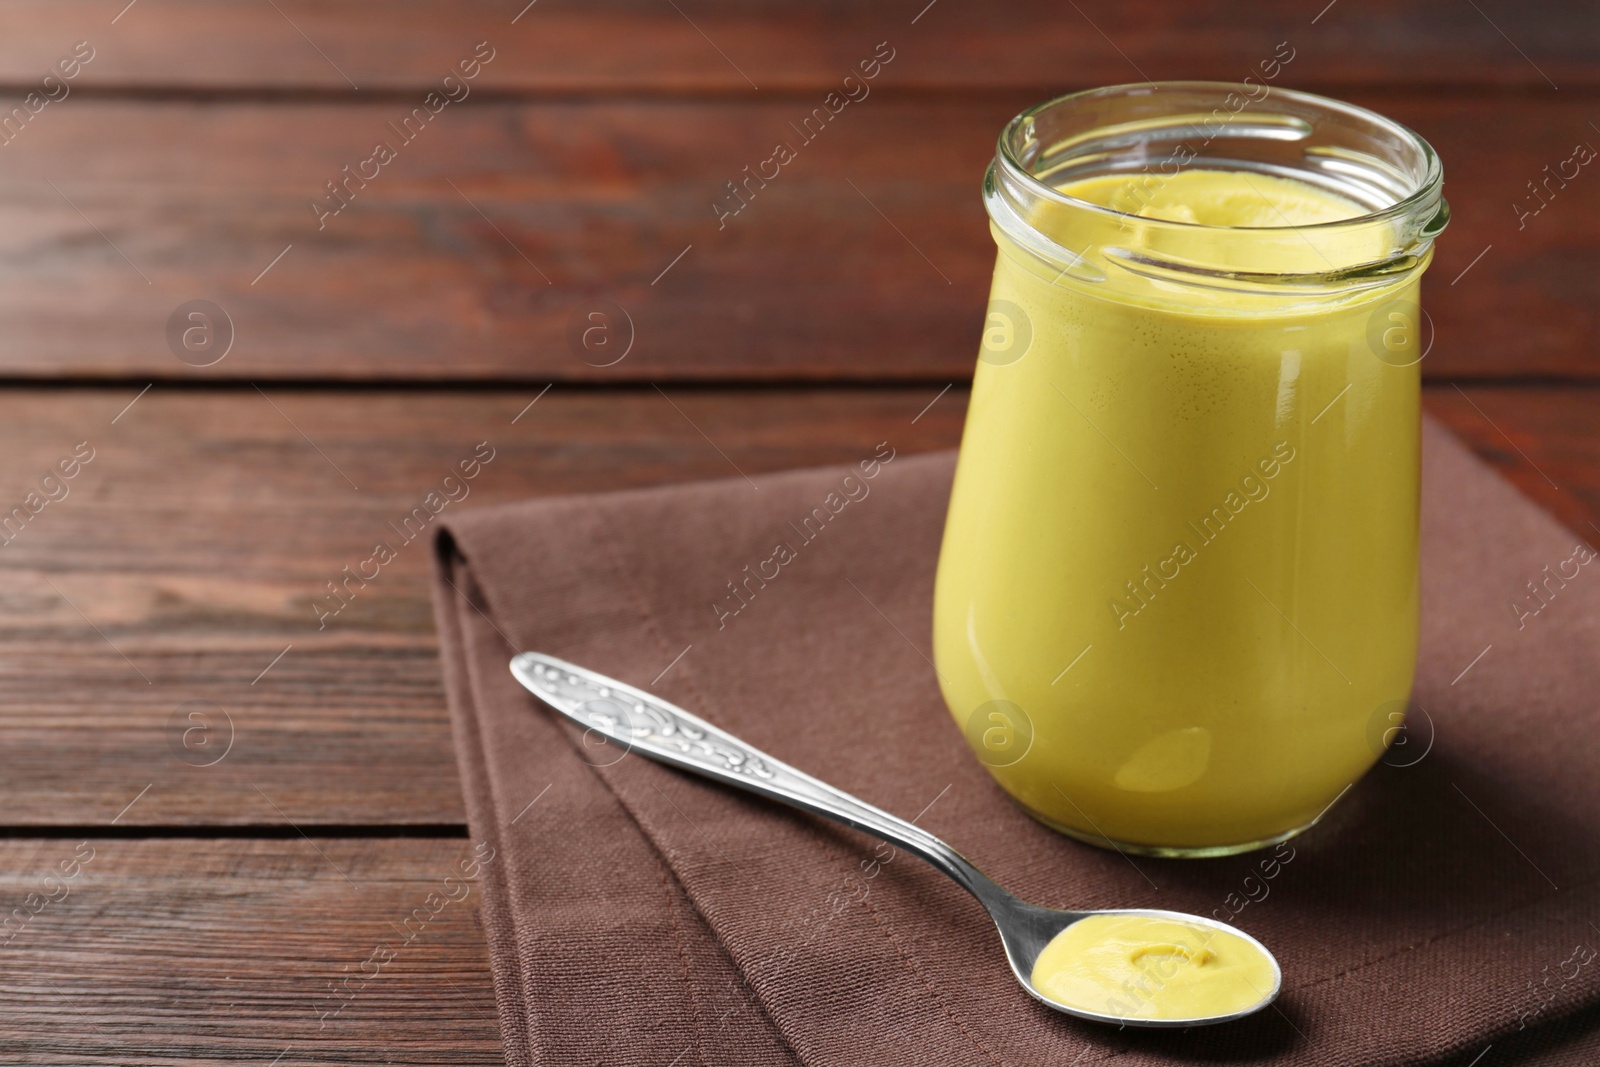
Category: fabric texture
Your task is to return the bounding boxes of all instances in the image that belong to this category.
[432,419,1600,1066]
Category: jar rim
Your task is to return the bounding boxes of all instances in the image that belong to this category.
[987,81,1448,295]
[996,80,1444,236]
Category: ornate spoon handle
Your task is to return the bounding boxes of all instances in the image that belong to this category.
[509,651,996,899]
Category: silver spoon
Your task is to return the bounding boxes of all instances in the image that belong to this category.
[510,651,1281,1028]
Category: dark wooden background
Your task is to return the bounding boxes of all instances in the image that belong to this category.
[0,1,1595,1062]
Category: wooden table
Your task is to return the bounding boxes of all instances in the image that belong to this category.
[1,2,1595,1062]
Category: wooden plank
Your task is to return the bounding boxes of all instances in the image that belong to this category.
[0,386,968,826]
[0,0,1591,94]
[0,385,1594,827]
[0,95,1590,382]
[0,836,500,1065]
[7,835,1600,1064]
[1424,385,1600,545]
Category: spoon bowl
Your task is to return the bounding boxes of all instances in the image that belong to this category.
[510,651,1282,1028]
[988,897,1281,1027]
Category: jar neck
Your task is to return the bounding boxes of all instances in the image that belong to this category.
[987,83,1448,303]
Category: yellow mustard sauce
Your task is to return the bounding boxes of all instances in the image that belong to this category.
[934,167,1422,851]
[1030,913,1276,1020]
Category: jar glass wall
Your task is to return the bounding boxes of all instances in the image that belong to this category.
[933,82,1447,857]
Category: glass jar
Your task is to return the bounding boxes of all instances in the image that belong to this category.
[933,82,1447,857]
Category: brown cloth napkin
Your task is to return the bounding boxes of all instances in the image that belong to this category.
[432,418,1600,1067]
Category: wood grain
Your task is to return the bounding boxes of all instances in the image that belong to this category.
[1425,384,1600,544]
[0,0,1591,94]
[0,836,499,1065]
[0,386,967,826]
[3,828,1600,1066]
[0,95,1593,382]
[0,385,1593,827]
